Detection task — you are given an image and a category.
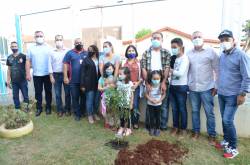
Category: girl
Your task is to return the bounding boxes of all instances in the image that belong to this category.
[98,62,116,128]
[99,41,120,78]
[145,70,166,136]
[123,45,142,129]
[80,45,101,124]
[169,38,189,138]
[116,67,134,136]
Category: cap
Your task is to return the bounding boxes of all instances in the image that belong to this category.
[218,30,233,39]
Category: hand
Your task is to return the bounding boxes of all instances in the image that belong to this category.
[211,88,217,96]
[237,95,246,105]
[26,74,31,81]
[6,80,11,88]
[146,83,152,92]
[161,82,167,93]
[64,77,70,84]
[81,87,85,92]
[50,76,55,84]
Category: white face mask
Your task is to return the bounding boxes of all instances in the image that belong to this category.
[55,41,63,48]
[221,42,232,51]
[36,37,44,44]
[192,38,203,47]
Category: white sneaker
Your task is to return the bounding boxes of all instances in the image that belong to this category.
[117,128,124,136]
[123,128,132,136]
[223,147,239,159]
[88,116,94,124]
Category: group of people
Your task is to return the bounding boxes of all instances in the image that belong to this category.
[6,29,250,159]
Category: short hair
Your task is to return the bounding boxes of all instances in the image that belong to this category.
[103,62,115,78]
[35,31,44,35]
[152,32,163,39]
[119,67,131,84]
[10,41,18,45]
[55,34,63,40]
[192,31,203,37]
[125,45,138,58]
[171,38,183,47]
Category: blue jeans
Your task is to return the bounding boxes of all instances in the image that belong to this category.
[12,80,29,109]
[189,89,216,137]
[160,87,170,129]
[70,83,84,117]
[85,90,100,116]
[131,87,140,125]
[218,95,238,149]
[169,85,188,130]
[53,73,71,113]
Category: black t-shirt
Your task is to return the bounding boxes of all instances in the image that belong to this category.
[6,53,26,82]
[170,55,177,69]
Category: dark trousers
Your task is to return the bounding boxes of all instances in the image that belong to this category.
[53,73,71,113]
[120,109,131,128]
[12,80,29,109]
[33,75,52,110]
[148,105,161,129]
[169,85,188,130]
[131,87,140,125]
[70,83,85,117]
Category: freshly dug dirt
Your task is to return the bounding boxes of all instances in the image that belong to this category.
[115,139,188,165]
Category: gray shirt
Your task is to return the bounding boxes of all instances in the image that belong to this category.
[187,46,219,92]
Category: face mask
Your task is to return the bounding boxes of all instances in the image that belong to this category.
[151,79,160,85]
[192,38,203,47]
[55,41,63,48]
[106,69,113,76]
[171,48,179,55]
[75,44,83,51]
[11,49,18,53]
[36,37,44,44]
[221,42,232,51]
[118,75,126,80]
[88,51,95,57]
[103,47,111,55]
[151,39,161,48]
[127,53,136,59]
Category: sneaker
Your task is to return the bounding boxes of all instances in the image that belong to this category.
[94,114,100,121]
[154,129,160,136]
[88,116,94,124]
[208,136,217,146]
[124,128,132,136]
[149,129,154,136]
[191,132,200,140]
[170,128,178,136]
[178,129,188,139]
[117,128,124,136]
[215,140,229,149]
[223,147,239,159]
[104,123,110,129]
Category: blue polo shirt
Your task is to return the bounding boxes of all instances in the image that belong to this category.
[63,49,87,84]
[218,47,250,96]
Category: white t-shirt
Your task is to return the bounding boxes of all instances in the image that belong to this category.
[171,55,189,86]
[151,50,162,71]
[147,85,162,106]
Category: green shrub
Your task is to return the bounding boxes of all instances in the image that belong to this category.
[135,28,152,39]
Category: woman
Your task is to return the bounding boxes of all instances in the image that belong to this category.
[123,45,142,129]
[169,38,189,138]
[80,45,101,124]
[99,41,120,78]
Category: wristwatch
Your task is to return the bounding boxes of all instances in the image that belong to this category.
[239,92,246,97]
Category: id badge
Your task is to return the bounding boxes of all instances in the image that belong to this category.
[80,59,83,64]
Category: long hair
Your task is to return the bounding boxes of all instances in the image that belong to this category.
[147,70,163,85]
[103,62,115,78]
[88,45,99,59]
[119,67,131,84]
[124,45,138,58]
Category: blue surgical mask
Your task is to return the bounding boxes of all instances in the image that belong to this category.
[103,47,111,55]
[106,69,113,76]
[151,79,160,85]
[151,39,161,48]
[127,53,136,59]
[171,48,179,55]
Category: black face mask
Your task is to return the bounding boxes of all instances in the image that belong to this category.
[11,49,18,53]
[88,51,95,57]
[75,44,83,51]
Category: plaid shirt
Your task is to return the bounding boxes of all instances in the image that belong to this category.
[141,47,171,72]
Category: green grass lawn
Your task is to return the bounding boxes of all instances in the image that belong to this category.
[0,108,250,165]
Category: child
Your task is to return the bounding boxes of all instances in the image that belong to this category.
[145,70,166,136]
[98,62,116,128]
[116,67,134,136]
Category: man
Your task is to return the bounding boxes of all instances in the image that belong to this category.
[26,31,52,116]
[63,38,87,121]
[48,35,71,117]
[6,41,29,111]
[187,31,219,143]
[216,30,250,158]
[141,32,171,130]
